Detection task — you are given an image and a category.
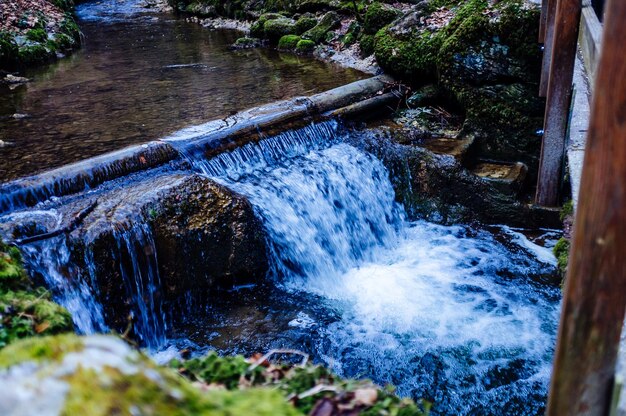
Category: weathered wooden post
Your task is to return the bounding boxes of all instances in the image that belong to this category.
[535,0,582,206]
[540,0,549,43]
[547,0,626,414]
[540,0,558,96]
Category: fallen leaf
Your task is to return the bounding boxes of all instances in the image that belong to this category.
[353,388,378,406]
[35,322,51,333]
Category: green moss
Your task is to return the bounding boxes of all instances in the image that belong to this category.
[560,199,574,221]
[0,31,19,68]
[263,17,298,42]
[301,11,340,44]
[294,16,317,35]
[172,351,265,389]
[359,33,375,56]
[553,237,570,277]
[26,28,48,43]
[0,242,73,348]
[64,366,302,416]
[0,333,83,367]
[295,39,316,53]
[250,13,283,38]
[278,34,301,50]
[173,352,430,415]
[363,2,401,35]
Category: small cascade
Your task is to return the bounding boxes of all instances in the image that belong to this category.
[20,235,108,335]
[188,121,404,286]
[185,125,561,415]
[113,223,167,350]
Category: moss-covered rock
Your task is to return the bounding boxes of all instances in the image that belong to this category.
[374,0,544,175]
[301,11,341,44]
[294,15,318,35]
[0,334,301,416]
[0,241,73,348]
[363,2,401,35]
[185,1,217,17]
[278,34,301,50]
[553,237,570,277]
[232,36,261,49]
[295,38,316,54]
[263,17,298,42]
[0,3,81,70]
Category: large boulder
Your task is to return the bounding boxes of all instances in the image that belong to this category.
[374,0,544,176]
[71,173,268,335]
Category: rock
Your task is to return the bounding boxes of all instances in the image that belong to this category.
[231,37,262,49]
[63,172,268,334]
[263,17,298,42]
[363,2,402,35]
[296,39,316,54]
[375,0,544,177]
[348,129,538,226]
[294,15,317,35]
[2,74,29,84]
[0,334,299,416]
[301,11,341,44]
[278,34,302,51]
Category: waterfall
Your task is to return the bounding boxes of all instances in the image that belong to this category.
[14,214,167,349]
[3,118,560,414]
[187,122,561,415]
[113,223,167,349]
[20,235,108,335]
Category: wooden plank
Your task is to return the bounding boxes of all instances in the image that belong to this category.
[540,0,558,97]
[546,0,626,414]
[579,0,603,84]
[540,0,549,42]
[535,0,582,206]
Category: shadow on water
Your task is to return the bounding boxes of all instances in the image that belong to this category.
[0,3,364,181]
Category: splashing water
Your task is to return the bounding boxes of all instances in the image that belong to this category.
[20,235,109,335]
[190,122,561,415]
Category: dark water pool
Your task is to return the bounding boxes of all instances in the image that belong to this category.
[0,5,364,182]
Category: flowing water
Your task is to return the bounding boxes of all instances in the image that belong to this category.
[0,1,565,414]
[172,121,562,415]
[0,0,364,181]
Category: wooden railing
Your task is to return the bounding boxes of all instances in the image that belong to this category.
[546,0,626,414]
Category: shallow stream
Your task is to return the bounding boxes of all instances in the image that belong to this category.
[0,2,565,415]
[0,0,363,181]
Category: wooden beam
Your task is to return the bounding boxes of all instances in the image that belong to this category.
[540,0,549,42]
[535,0,582,206]
[547,0,626,414]
[540,0,558,96]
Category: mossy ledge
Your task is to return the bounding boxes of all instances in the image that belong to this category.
[0,241,73,348]
[0,0,82,70]
[0,334,430,415]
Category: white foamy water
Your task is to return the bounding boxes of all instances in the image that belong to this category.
[194,122,561,415]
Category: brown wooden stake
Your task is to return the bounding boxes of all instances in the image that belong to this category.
[540,0,549,42]
[540,0,558,97]
[535,0,582,206]
[547,0,626,414]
